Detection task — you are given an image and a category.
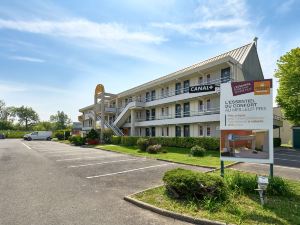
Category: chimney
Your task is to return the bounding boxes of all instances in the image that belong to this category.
[253,37,258,47]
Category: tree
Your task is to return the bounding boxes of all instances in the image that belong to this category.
[12,106,39,130]
[33,121,54,131]
[50,111,71,130]
[275,47,300,125]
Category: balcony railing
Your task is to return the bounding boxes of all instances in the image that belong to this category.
[136,107,220,122]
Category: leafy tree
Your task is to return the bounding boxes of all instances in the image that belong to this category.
[0,120,14,130]
[50,111,71,130]
[12,106,39,130]
[33,121,54,131]
[275,47,300,125]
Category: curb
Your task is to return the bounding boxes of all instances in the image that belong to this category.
[124,195,226,225]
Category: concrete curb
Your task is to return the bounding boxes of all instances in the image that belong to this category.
[124,194,226,225]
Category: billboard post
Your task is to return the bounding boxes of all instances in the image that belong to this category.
[220,79,273,177]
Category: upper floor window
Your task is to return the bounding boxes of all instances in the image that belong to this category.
[161,108,165,117]
[207,99,211,110]
[198,77,203,85]
[175,82,181,95]
[146,92,150,102]
[151,90,156,101]
[221,67,231,83]
[161,88,164,98]
[199,100,204,112]
[206,74,211,84]
[166,87,169,97]
[166,107,169,117]
[183,80,190,93]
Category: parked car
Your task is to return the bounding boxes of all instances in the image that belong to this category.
[0,133,5,139]
[24,131,52,141]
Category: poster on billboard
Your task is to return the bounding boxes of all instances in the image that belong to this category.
[220,79,273,164]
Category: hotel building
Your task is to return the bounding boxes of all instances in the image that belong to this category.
[79,39,265,138]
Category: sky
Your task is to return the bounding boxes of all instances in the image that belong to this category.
[0,0,299,121]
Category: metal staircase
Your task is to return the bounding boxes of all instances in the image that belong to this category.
[96,115,124,136]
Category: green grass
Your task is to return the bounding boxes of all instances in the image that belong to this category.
[96,144,231,168]
[280,143,293,148]
[134,170,300,225]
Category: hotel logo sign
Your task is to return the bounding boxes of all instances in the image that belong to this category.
[189,84,216,93]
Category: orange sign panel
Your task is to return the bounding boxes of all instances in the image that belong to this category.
[254,80,270,95]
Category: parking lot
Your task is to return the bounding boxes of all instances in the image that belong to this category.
[0,139,210,225]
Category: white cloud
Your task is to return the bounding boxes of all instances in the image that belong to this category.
[9,55,45,63]
[0,19,166,44]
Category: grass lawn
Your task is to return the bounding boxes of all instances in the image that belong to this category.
[133,170,300,225]
[96,144,231,168]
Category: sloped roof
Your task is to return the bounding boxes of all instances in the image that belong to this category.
[117,41,255,97]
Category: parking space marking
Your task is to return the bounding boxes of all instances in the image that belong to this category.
[274,157,300,162]
[86,163,173,179]
[21,142,32,150]
[44,150,95,154]
[275,153,300,158]
[68,158,143,168]
[48,152,103,157]
[56,156,113,161]
[274,164,300,170]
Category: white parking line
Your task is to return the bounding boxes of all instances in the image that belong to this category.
[49,152,102,157]
[275,153,300,158]
[21,142,31,150]
[57,156,110,161]
[68,158,143,168]
[43,150,94,154]
[86,163,173,179]
[274,164,300,171]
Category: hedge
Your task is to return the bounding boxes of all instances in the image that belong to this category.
[0,130,30,138]
[111,136,220,150]
[274,138,281,147]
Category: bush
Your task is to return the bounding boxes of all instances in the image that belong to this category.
[146,144,162,154]
[0,130,29,138]
[163,168,227,201]
[121,136,139,146]
[86,129,99,140]
[274,138,281,147]
[69,136,86,146]
[112,136,121,145]
[190,145,206,157]
[54,131,64,140]
[267,176,291,196]
[102,129,114,144]
[137,138,149,151]
[64,131,71,140]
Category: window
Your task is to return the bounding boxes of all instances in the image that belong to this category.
[125,98,128,105]
[151,108,156,120]
[151,90,156,101]
[206,74,211,84]
[175,82,181,95]
[184,125,190,137]
[183,102,190,117]
[151,127,156,137]
[221,67,231,83]
[198,76,203,85]
[207,126,211,136]
[146,92,150,102]
[183,80,190,93]
[166,107,169,117]
[166,127,169,136]
[161,88,164,98]
[175,104,181,118]
[166,87,169,97]
[161,127,164,136]
[206,99,211,110]
[145,128,150,137]
[199,100,204,112]
[199,125,203,136]
[161,108,164,117]
[139,128,142,136]
[146,110,150,121]
[175,126,181,137]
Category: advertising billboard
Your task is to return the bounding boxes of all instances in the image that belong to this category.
[220,79,273,164]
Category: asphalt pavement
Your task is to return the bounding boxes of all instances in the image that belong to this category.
[0,139,210,225]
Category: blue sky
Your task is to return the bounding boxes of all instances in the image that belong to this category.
[0,0,299,121]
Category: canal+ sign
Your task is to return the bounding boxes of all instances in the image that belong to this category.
[189,84,216,93]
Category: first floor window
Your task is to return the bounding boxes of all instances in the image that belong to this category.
[175,126,181,137]
[184,125,190,137]
[161,127,164,136]
[151,127,156,137]
[207,126,211,136]
[199,76,203,84]
[166,127,169,136]
[145,128,150,136]
[206,99,211,110]
[199,125,203,136]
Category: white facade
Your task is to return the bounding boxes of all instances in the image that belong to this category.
[79,40,264,138]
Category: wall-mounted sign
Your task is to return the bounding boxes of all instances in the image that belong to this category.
[220,79,273,164]
[189,84,216,93]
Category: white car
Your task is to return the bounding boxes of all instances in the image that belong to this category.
[24,131,52,141]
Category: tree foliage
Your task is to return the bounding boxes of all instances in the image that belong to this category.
[11,106,39,130]
[275,47,300,125]
[50,111,71,130]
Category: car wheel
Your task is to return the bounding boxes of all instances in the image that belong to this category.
[47,137,51,141]
[27,137,32,141]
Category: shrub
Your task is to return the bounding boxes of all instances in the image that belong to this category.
[102,129,114,144]
[1,130,29,138]
[267,176,291,196]
[69,136,86,146]
[163,168,227,201]
[137,138,149,151]
[274,138,281,147]
[121,136,139,146]
[64,130,71,140]
[54,131,65,140]
[146,144,162,154]
[86,129,99,140]
[225,172,257,194]
[112,136,121,145]
[190,145,206,157]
